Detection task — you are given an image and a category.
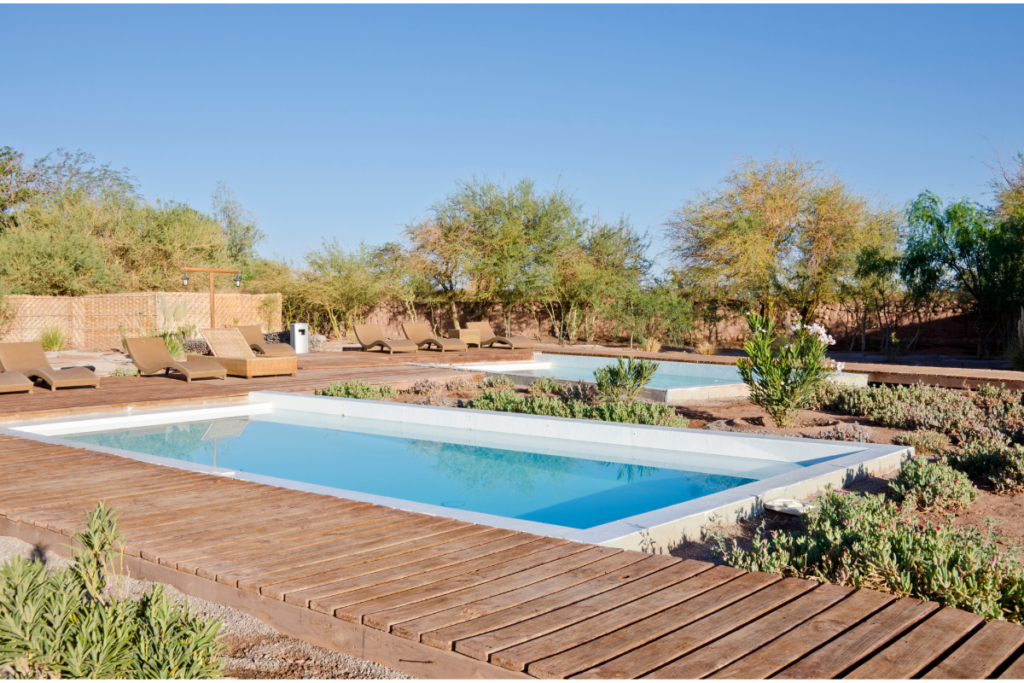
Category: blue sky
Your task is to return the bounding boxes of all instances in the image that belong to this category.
[4,4,1022,269]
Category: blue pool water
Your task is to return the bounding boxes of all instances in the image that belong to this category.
[519,366,739,389]
[66,410,764,530]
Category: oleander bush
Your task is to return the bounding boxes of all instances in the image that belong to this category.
[469,388,688,428]
[315,379,397,400]
[888,457,980,511]
[893,429,950,455]
[713,487,1024,622]
[945,430,1024,493]
[0,503,224,678]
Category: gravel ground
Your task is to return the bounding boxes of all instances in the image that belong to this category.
[0,536,410,679]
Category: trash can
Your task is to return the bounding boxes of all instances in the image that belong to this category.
[289,322,309,354]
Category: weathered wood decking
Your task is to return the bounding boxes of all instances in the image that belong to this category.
[0,347,530,422]
[540,346,1024,391]
[2,434,1022,679]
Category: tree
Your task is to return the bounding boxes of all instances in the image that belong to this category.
[664,154,902,322]
[0,147,38,231]
[990,151,1024,220]
[211,181,266,266]
[900,191,1024,355]
[602,284,693,350]
[304,239,381,339]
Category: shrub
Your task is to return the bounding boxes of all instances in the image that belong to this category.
[408,379,444,396]
[38,324,66,352]
[469,389,688,428]
[893,429,950,455]
[694,340,717,355]
[736,311,837,428]
[480,374,514,390]
[593,357,659,401]
[713,488,1024,622]
[527,376,562,395]
[315,379,397,400]
[810,423,870,443]
[831,383,982,437]
[110,366,139,377]
[888,457,980,511]
[0,503,225,678]
[945,431,1024,493]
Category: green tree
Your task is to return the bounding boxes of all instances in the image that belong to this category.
[603,284,693,350]
[665,154,902,322]
[211,181,266,265]
[0,147,38,231]
[304,239,381,338]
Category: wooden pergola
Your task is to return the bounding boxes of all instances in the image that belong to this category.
[182,267,242,328]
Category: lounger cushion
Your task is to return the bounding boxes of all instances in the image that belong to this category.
[0,371,33,394]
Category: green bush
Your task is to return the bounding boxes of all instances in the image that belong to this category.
[736,311,837,428]
[593,357,659,401]
[110,366,139,377]
[527,376,562,395]
[893,429,950,455]
[945,430,1024,493]
[0,503,224,678]
[713,488,1024,622]
[469,389,688,428]
[38,325,67,352]
[480,374,514,390]
[315,379,397,400]
[888,457,980,511]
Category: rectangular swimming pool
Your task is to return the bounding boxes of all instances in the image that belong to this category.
[10,391,906,551]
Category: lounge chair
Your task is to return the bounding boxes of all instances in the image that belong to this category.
[402,322,468,353]
[197,328,298,379]
[0,342,100,391]
[237,325,296,357]
[0,371,34,394]
[353,324,418,354]
[465,321,536,350]
[125,337,228,383]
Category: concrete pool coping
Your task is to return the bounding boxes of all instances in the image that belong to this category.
[412,351,867,403]
[7,391,910,554]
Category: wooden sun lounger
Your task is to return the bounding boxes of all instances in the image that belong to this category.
[0,371,34,394]
[465,321,536,350]
[237,325,296,357]
[402,322,467,353]
[197,328,298,379]
[125,337,228,383]
[0,341,100,391]
[353,324,418,354]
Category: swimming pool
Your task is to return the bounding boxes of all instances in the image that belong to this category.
[12,391,908,551]
[436,352,865,402]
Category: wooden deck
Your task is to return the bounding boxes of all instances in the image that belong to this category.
[2,433,1021,679]
[540,346,1024,391]
[0,347,531,423]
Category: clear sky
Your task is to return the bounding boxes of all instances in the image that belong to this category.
[4,4,1022,269]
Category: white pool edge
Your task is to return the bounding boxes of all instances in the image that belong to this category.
[8,391,910,554]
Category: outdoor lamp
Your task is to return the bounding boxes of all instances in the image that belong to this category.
[234,273,242,287]
[181,272,189,286]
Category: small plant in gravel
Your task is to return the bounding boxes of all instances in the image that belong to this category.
[469,389,688,428]
[888,457,980,511]
[736,311,838,428]
[0,503,225,678]
[110,366,139,377]
[810,423,871,443]
[893,430,950,455]
[315,380,397,400]
[38,324,67,352]
[593,357,659,402]
[480,374,514,390]
[408,379,444,396]
[527,377,562,395]
[945,430,1024,493]
[713,487,1024,622]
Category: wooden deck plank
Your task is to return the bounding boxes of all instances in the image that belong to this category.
[924,620,1024,679]
[774,597,939,679]
[489,564,741,673]
[413,552,652,649]
[847,606,984,679]
[442,555,681,657]
[378,547,626,638]
[528,571,779,679]
[296,534,542,611]
[334,540,585,625]
[644,584,853,679]
[709,589,895,679]
[576,577,816,679]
